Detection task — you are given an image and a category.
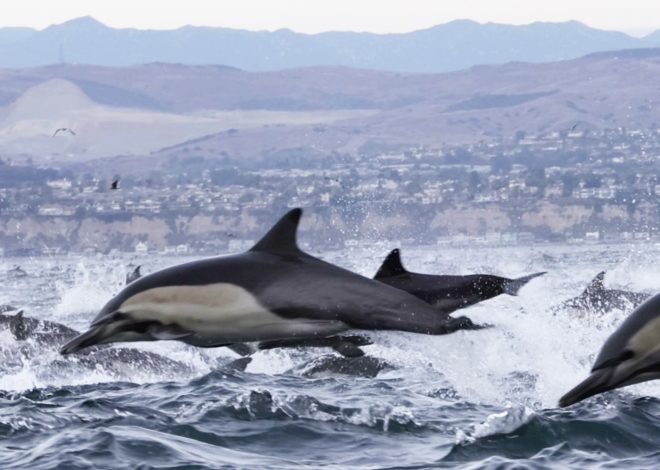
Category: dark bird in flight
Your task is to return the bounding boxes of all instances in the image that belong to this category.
[52,127,76,137]
[110,179,119,190]
[570,123,579,131]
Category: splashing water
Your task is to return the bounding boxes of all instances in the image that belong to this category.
[1,244,660,468]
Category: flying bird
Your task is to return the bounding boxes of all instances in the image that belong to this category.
[52,128,76,137]
[571,123,579,132]
[110,179,119,190]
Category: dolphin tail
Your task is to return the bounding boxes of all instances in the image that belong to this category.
[558,368,612,407]
[504,272,546,296]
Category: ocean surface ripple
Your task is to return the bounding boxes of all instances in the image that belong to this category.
[1,244,660,469]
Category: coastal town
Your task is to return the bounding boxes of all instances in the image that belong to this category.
[1,126,659,256]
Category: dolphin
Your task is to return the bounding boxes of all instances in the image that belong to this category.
[298,355,393,378]
[60,208,483,355]
[556,271,650,314]
[0,310,79,343]
[7,266,27,278]
[374,249,545,314]
[120,266,372,357]
[559,292,660,407]
[0,310,193,375]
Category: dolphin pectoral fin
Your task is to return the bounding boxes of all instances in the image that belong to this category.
[255,334,372,356]
[504,272,547,296]
[148,323,193,340]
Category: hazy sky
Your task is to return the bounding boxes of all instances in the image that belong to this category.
[2,0,659,36]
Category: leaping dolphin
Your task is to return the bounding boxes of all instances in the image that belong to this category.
[0,310,193,375]
[60,208,483,355]
[560,292,660,407]
[374,249,545,314]
[120,265,370,357]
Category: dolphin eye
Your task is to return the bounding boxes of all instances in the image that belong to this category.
[111,311,129,321]
[620,349,635,361]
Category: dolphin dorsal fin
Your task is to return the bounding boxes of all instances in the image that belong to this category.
[250,208,303,255]
[374,249,408,279]
[589,271,606,289]
[9,310,30,341]
[584,271,606,294]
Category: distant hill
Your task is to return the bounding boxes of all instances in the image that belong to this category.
[4,48,660,165]
[0,78,372,159]
[1,16,660,73]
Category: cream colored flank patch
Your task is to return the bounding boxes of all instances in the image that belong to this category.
[628,314,660,359]
[119,283,348,342]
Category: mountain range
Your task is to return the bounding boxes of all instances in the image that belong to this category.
[1,16,660,73]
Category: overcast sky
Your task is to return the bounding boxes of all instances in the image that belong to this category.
[2,0,658,36]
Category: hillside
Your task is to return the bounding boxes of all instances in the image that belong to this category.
[2,48,660,164]
[0,78,373,160]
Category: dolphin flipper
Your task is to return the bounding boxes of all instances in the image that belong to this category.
[149,324,194,340]
[256,335,372,357]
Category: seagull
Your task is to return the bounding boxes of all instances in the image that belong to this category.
[110,179,119,190]
[52,127,76,137]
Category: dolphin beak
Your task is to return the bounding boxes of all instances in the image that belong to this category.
[558,368,613,407]
[60,324,108,355]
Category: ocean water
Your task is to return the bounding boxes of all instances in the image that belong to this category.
[1,243,660,469]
